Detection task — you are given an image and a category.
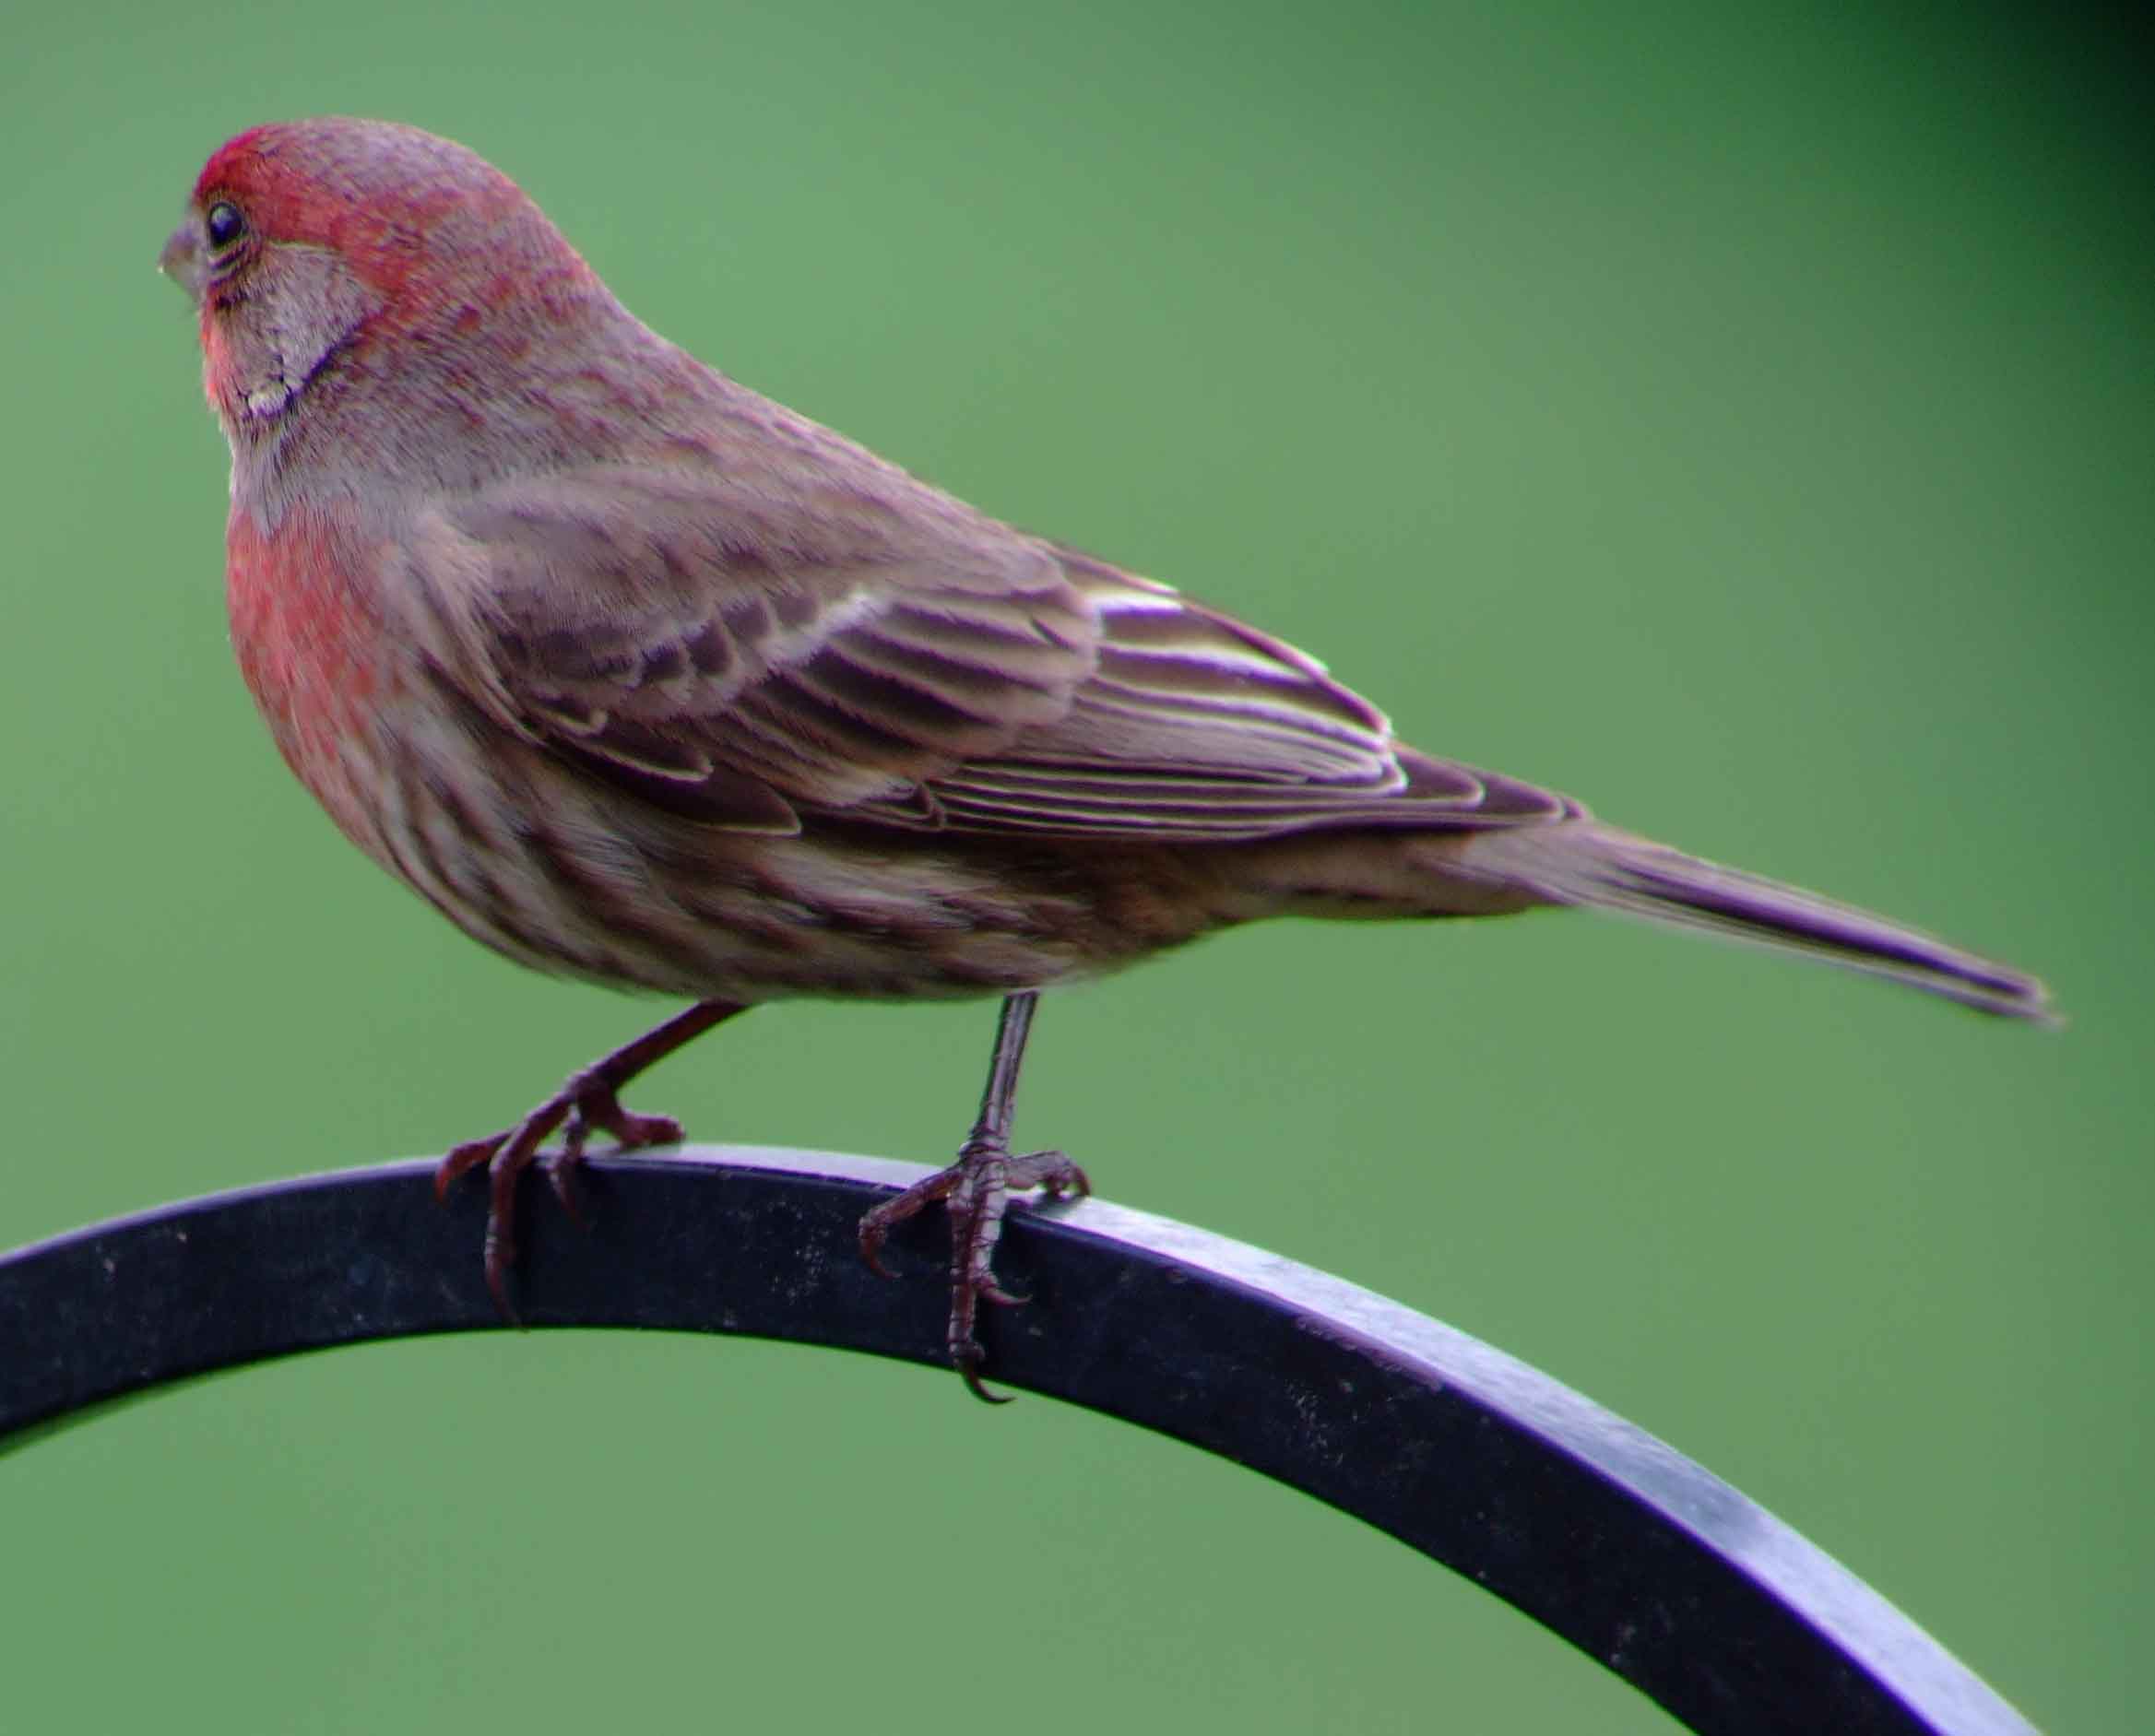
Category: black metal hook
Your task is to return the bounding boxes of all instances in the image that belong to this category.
[0,1146,2032,1736]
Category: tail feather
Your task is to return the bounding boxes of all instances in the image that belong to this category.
[1449,821,2055,1022]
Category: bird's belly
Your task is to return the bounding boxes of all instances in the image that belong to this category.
[356,735,1214,1003]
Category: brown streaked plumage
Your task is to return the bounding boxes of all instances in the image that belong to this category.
[161,118,2052,1399]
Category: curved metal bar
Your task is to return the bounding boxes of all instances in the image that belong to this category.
[0,1146,2031,1736]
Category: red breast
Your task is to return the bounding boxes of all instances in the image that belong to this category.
[225,503,391,853]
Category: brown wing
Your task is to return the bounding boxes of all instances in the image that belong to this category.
[932,549,1573,834]
[395,464,1099,832]
[397,466,1569,841]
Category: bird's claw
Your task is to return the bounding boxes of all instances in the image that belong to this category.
[858,1138,1089,1401]
[432,1069,686,1319]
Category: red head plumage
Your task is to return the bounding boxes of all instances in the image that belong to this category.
[162,119,616,460]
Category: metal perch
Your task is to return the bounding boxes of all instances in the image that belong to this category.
[0,1145,2032,1736]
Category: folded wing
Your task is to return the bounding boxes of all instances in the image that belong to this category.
[395,466,1571,842]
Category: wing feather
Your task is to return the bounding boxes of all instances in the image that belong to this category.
[395,466,1571,844]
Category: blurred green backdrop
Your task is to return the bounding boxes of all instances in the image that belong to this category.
[3,2,2147,1730]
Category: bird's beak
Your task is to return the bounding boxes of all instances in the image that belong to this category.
[159,219,206,303]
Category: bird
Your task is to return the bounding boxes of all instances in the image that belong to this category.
[159,117,2052,1399]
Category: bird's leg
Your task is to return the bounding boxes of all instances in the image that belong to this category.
[434,998,748,1317]
[858,990,1090,1401]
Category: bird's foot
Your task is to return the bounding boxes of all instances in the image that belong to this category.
[858,1135,1090,1401]
[433,1069,685,1319]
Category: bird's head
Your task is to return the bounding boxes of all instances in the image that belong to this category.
[160,118,604,437]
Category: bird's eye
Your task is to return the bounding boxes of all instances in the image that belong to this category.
[205,201,247,251]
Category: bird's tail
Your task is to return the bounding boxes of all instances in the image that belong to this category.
[1440,821,2055,1022]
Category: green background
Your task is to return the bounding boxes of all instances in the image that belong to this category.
[3,3,2147,1730]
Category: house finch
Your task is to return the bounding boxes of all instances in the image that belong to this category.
[160,118,2050,1399]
